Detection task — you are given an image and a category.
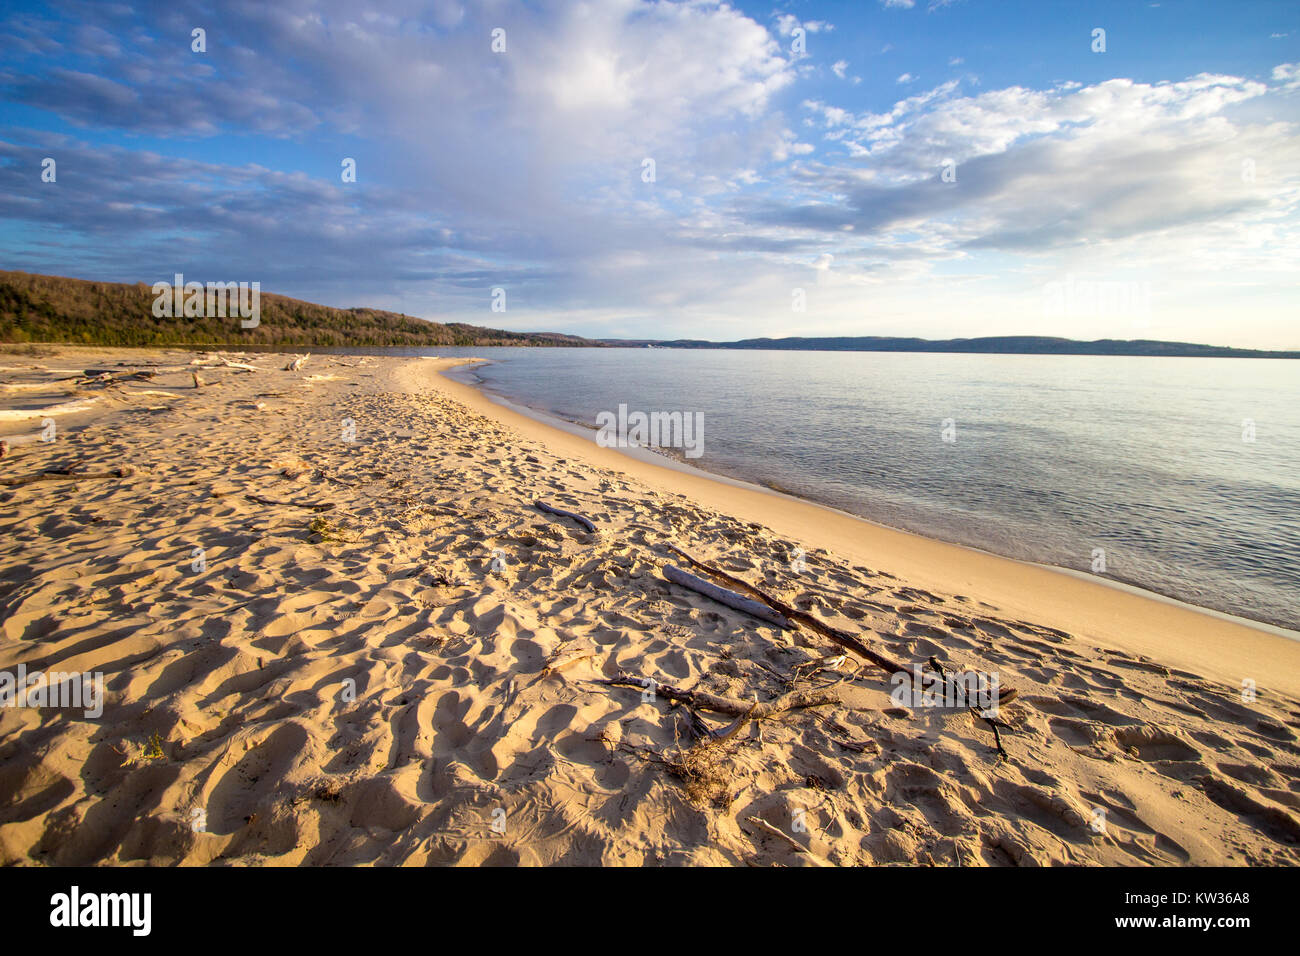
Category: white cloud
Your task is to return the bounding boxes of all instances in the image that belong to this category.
[897,73,916,84]
[774,14,833,36]
[1273,62,1300,89]
[832,60,849,79]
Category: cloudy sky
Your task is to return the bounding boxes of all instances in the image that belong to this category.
[1,0,1298,346]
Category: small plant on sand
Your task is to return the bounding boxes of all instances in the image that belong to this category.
[116,732,168,767]
[665,740,738,808]
[142,732,167,761]
[307,515,345,542]
[313,781,343,803]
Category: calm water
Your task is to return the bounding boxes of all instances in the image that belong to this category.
[423,347,1299,631]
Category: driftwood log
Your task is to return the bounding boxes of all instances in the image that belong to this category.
[535,500,596,533]
[78,369,156,388]
[595,672,839,719]
[664,564,792,628]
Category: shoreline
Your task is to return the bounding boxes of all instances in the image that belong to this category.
[455,360,1300,641]
[417,356,1300,697]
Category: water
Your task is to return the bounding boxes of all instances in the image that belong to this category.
[421,346,1299,631]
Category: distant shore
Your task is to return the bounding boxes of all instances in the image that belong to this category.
[6,271,1298,357]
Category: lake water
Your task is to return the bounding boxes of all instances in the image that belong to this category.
[421,347,1299,632]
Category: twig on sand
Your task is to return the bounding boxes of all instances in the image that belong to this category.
[594,672,840,719]
[245,493,335,512]
[664,564,792,628]
[744,816,827,864]
[929,656,1012,761]
[0,465,135,487]
[541,649,594,678]
[535,499,596,533]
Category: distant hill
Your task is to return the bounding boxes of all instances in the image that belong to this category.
[5,272,1293,358]
[603,334,1300,359]
[0,271,592,348]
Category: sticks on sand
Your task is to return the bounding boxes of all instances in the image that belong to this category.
[665,543,909,674]
[929,656,1012,761]
[535,500,597,533]
[664,543,1021,706]
[594,672,840,719]
[745,816,822,861]
[244,493,335,512]
[0,465,135,487]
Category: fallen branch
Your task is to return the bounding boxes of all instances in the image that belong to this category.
[703,701,757,743]
[665,544,904,665]
[745,816,825,864]
[244,493,335,512]
[665,543,1020,704]
[535,499,596,533]
[929,656,1012,761]
[664,564,792,628]
[0,465,134,487]
[594,672,840,719]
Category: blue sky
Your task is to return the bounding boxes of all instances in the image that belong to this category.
[1,0,1297,346]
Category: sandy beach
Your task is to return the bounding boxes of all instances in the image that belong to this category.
[0,347,1297,866]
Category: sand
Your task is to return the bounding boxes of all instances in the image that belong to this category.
[0,346,1297,866]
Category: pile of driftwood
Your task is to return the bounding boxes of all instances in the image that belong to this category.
[71,355,268,389]
[0,351,326,478]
